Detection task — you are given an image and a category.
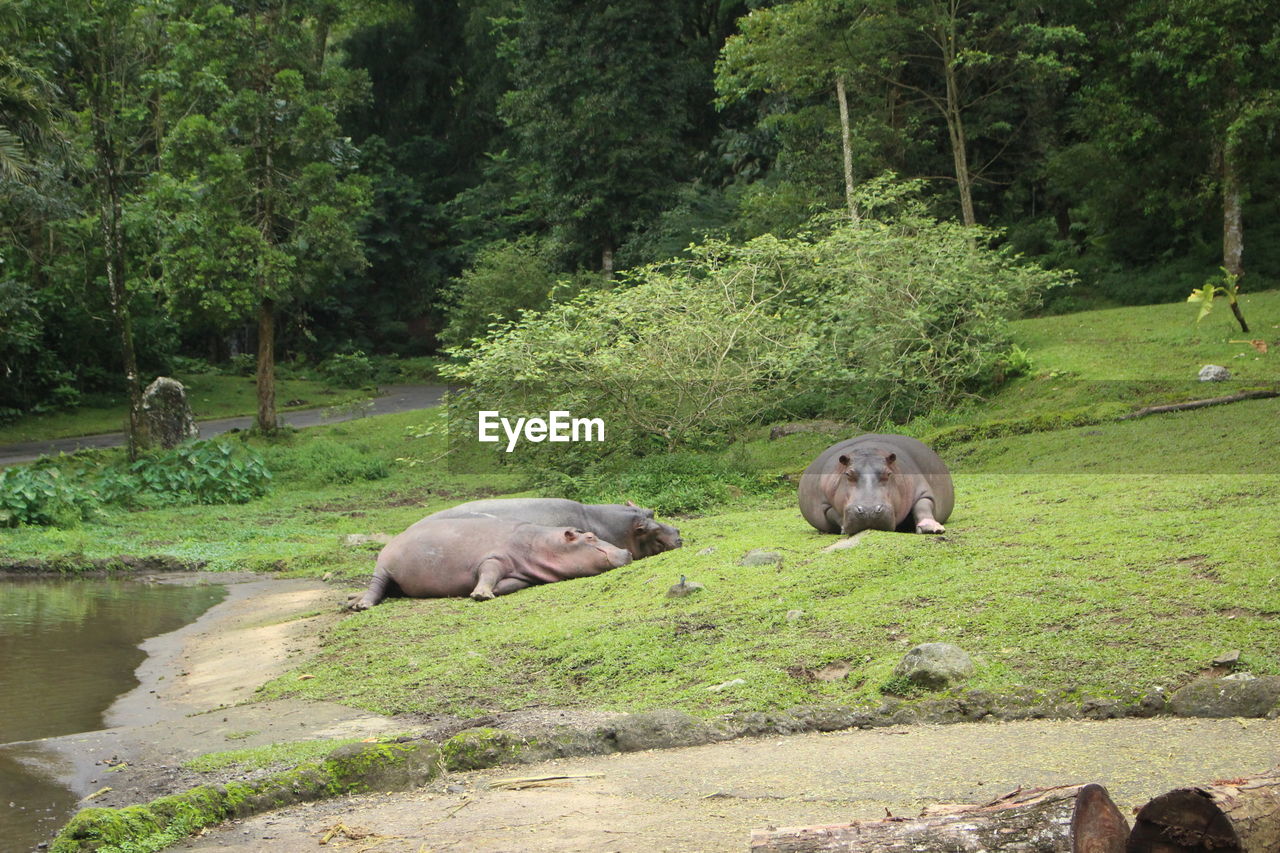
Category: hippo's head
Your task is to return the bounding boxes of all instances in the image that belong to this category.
[624,502,683,558]
[557,528,633,574]
[836,450,900,534]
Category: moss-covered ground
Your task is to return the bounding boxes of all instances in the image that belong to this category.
[3,293,1278,722]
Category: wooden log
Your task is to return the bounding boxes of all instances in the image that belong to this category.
[1128,772,1280,853]
[1117,389,1278,420]
[751,783,1128,852]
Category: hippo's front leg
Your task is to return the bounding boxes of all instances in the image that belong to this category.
[469,558,508,601]
[911,497,945,534]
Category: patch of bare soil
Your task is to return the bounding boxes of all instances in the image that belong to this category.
[175,716,1280,852]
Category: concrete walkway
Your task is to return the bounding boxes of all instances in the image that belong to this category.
[0,384,447,467]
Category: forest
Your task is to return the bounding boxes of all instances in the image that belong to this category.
[2,0,1278,439]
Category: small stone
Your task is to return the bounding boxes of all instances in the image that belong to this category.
[344,533,393,547]
[785,609,804,622]
[1199,364,1231,381]
[1222,672,1257,681]
[893,643,975,690]
[707,678,746,692]
[1211,649,1241,666]
[823,532,866,552]
[667,577,705,598]
[738,549,783,567]
[697,546,716,555]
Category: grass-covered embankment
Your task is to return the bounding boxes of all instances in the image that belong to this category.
[3,293,1278,722]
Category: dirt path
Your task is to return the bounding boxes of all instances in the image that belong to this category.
[174,716,1280,852]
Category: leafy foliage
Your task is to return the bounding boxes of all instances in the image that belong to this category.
[0,464,99,527]
[96,440,271,509]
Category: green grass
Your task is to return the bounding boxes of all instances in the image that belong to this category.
[183,738,370,774]
[0,374,377,445]
[4,291,1279,722]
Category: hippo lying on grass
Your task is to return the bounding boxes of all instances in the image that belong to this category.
[349,517,632,609]
[429,497,682,559]
[799,434,954,535]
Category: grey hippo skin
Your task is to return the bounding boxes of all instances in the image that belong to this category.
[798,434,954,535]
[350,517,632,609]
[429,498,682,559]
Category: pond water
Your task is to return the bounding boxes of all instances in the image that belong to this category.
[0,576,225,851]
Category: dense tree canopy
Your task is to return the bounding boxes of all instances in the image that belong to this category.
[1,0,1277,417]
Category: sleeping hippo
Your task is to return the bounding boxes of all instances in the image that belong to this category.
[429,498,681,559]
[798,434,954,535]
[349,516,632,609]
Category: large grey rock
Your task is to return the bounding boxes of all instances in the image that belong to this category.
[1169,676,1280,718]
[141,376,198,449]
[739,549,783,567]
[605,709,717,752]
[1198,364,1231,382]
[893,642,975,690]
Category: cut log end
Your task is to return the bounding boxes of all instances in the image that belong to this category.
[1074,783,1130,853]
[1128,789,1242,853]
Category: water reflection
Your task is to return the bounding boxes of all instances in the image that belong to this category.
[0,576,226,851]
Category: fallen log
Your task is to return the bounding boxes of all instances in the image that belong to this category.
[750,783,1128,852]
[1128,772,1280,852]
[1117,389,1278,420]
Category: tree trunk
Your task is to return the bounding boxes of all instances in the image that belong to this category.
[751,784,1127,852]
[255,297,277,432]
[939,12,977,228]
[1221,139,1250,333]
[1129,772,1280,852]
[92,114,147,459]
[602,241,614,279]
[835,75,859,223]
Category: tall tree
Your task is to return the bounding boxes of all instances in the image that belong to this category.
[151,0,371,431]
[499,0,697,274]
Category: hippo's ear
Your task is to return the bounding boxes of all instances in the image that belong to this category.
[837,454,851,467]
[563,529,579,542]
[626,500,637,507]
[885,452,897,466]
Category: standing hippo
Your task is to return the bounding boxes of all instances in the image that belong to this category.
[349,516,632,609]
[798,434,954,535]
[429,498,681,559]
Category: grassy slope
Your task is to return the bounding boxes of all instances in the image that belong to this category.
[3,294,1278,718]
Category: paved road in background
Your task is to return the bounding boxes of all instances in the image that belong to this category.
[0,384,447,467]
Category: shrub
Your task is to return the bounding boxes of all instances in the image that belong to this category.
[265,438,389,486]
[0,465,100,527]
[319,350,377,388]
[572,452,781,515]
[96,440,271,508]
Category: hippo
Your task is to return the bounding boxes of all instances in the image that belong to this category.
[798,434,953,535]
[429,498,681,559]
[349,516,632,609]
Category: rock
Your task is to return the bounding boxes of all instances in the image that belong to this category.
[1211,649,1241,667]
[1199,364,1231,381]
[606,709,718,752]
[666,576,705,598]
[141,377,199,449]
[697,546,716,555]
[343,533,393,547]
[1169,675,1280,718]
[823,532,866,552]
[707,678,746,692]
[1222,672,1257,681]
[785,609,804,623]
[738,549,783,567]
[324,740,441,792]
[892,643,976,690]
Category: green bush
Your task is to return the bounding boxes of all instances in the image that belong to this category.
[574,452,781,515]
[96,440,271,508]
[446,177,1067,465]
[0,465,100,527]
[439,236,607,350]
[265,438,389,486]
[319,350,377,388]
